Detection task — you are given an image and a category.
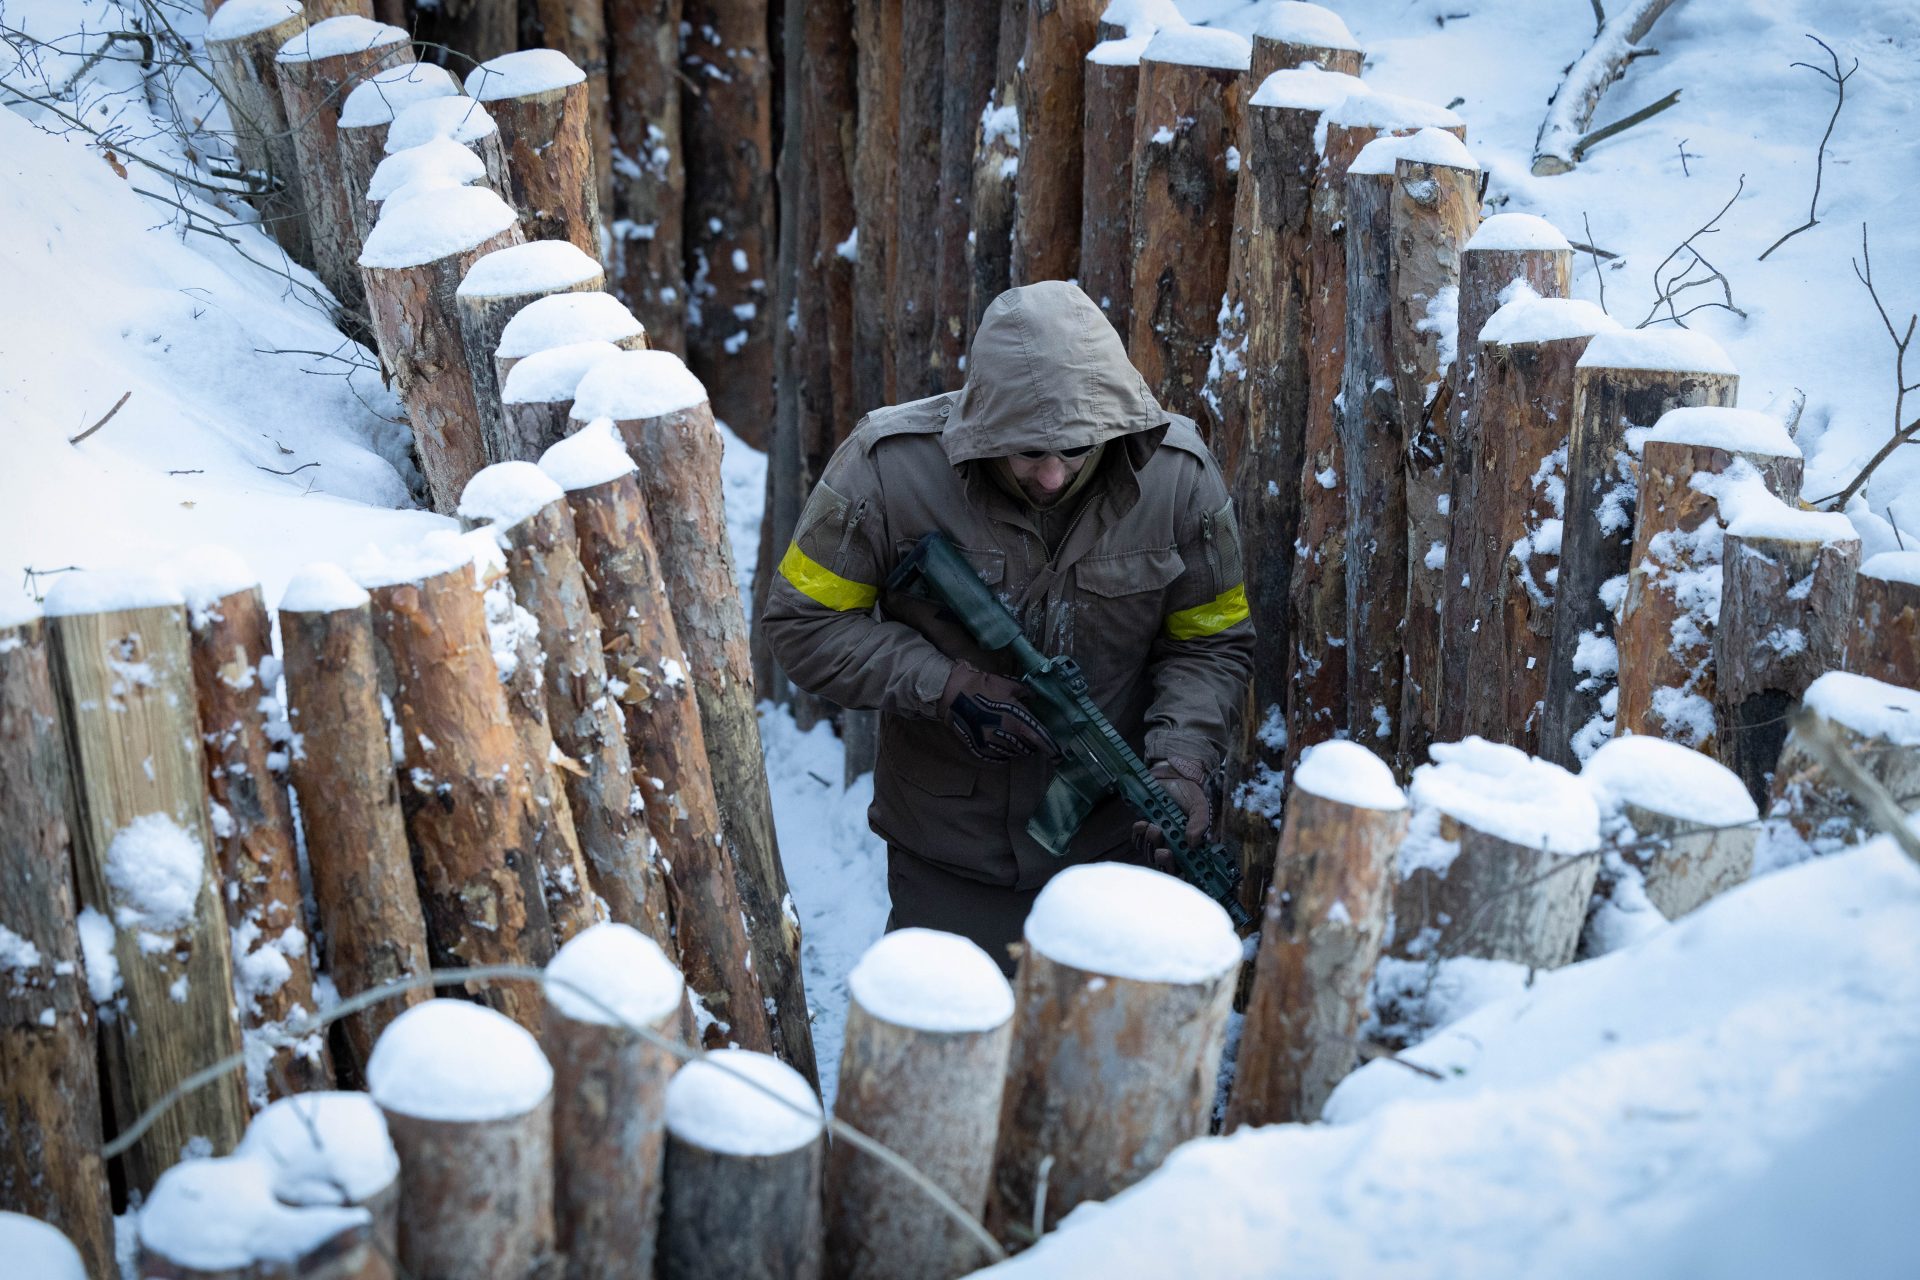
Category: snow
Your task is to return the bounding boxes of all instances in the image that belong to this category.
[501,340,621,405]
[545,921,685,1028]
[457,239,602,300]
[365,998,554,1122]
[1253,2,1361,52]
[539,418,637,491]
[571,350,710,422]
[105,812,206,933]
[496,291,647,358]
[1580,735,1758,827]
[138,1154,369,1269]
[1721,489,1855,543]
[1141,25,1251,71]
[1466,212,1572,253]
[1349,125,1478,175]
[1023,863,1241,984]
[0,1213,86,1280]
[847,928,1014,1033]
[339,64,462,130]
[1638,405,1800,458]
[358,186,518,270]
[465,49,587,101]
[278,563,369,613]
[365,136,488,203]
[166,543,257,614]
[1100,0,1182,37]
[458,461,566,528]
[383,95,499,153]
[41,567,183,616]
[1291,739,1407,811]
[1577,328,1739,376]
[274,16,407,63]
[0,924,43,977]
[236,1091,399,1205]
[1411,737,1600,855]
[350,529,476,588]
[203,0,299,43]
[1477,288,1618,347]
[664,1048,823,1156]
[76,906,119,1005]
[1323,88,1463,134]
[1087,34,1154,67]
[1801,670,1920,745]
[1248,64,1365,112]
[1861,549,1920,587]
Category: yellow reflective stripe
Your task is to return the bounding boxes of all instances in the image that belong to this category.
[1164,583,1250,640]
[778,542,878,612]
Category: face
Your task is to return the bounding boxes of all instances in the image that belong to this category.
[1004,447,1093,507]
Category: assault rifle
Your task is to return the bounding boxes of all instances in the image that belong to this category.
[887,531,1252,928]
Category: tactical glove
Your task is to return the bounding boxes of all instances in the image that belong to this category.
[937,663,1058,762]
[1132,757,1211,873]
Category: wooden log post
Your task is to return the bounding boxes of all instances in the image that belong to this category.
[358,185,525,514]
[539,423,771,1051]
[1437,293,1617,752]
[1248,1,1364,81]
[606,0,685,353]
[136,1154,374,1279]
[273,16,413,315]
[1389,738,1601,970]
[0,615,114,1278]
[336,63,461,258]
[544,923,685,1277]
[205,0,313,269]
[825,930,1014,1280]
[367,1000,556,1277]
[43,572,249,1194]
[1226,741,1407,1130]
[1127,27,1249,428]
[499,339,622,463]
[1715,499,1861,802]
[967,0,1024,341]
[853,0,903,412]
[361,135,490,227]
[1080,33,1147,341]
[0,1215,90,1280]
[360,539,557,1031]
[171,550,333,1103]
[659,1050,824,1280]
[532,0,612,224]
[236,1091,402,1264]
[807,0,860,428]
[495,290,646,390]
[1543,330,1740,766]
[383,96,511,201]
[991,864,1239,1234]
[457,239,606,464]
[573,355,817,1082]
[465,51,604,256]
[1011,0,1102,286]
[277,566,432,1073]
[1581,735,1758,924]
[1615,409,1805,752]
[1845,552,1920,688]
[890,0,946,401]
[408,0,515,66]
[932,2,1000,387]
[1769,671,1920,854]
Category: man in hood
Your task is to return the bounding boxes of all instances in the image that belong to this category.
[763,281,1254,972]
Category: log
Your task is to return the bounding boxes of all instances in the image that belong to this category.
[1248,2,1364,81]
[544,923,684,1278]
[967,0,1024,342]
[278,566,432,1073]
[1127,28,1248,428]
[409,0,515,69]
[1581,735,1758,923]
[681,0,776,443]
[337,63,462,259]
[1437,294,1615,753]
[499,339,624,464]
[361,540,557,1032]
[382,95,511,194]
[1079,36,1144,340]
[457,239,606,464]
[43,571,249,1194]
[531,0,613,225]
[273,16,414,315]
[1715,501,1861,802]
[1845,552,1920,688]
[494,290,646,390]
[606,0,685,353]
[1011,0,1102,286]
[824,930,1014,1280]
[933,1,1000,386]
[205,0,313,268]
[466,50,605,255]
[1226,741,1408,1130]
[990,864,1238,1234]
[539,423,771,1051]
[367,1000,557,1278]
[136,1153,374,1279]
[891,0,946,402]
[573,356,817,1082]
[1542,330,1739,766]
[659,1050,824,1280]
[1615,408,1805,751]
[460,464,671,946]
[853,0,903,414]
[807,0,860,425]
[172,552,333,1103]
[0,616,114,1278]
[1389,738,1601,970]
[1532,0,1682,176]
[362,135,490,228]
[1769,671,1920,854]
[238,1091,401,1266]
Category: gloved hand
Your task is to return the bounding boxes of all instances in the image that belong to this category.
[938,663,1058,762]
[1132,758,1211,873]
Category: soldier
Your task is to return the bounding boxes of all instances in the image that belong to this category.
[764,281,1253,971]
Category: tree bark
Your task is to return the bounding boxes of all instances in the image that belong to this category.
[660,1119,823,1280]
[0,618,114,1279]
[458,242,605,466]
[383,1097,556,1278]
[1770,677,1920,854]
[1011,0,1101,286]
[606,0,685,352]
[1079,44,1140,341]
[1249,27,1363,82]
[207,7,313,269]
[471,63,605,254]
[1844,555,1920,689]
[1615,796,1756,921]
[411,0,516,70]
[809,0,860,426]
[891,0,945,401]
[933,1,999,386]
[853,0,903,415]
[531,0,613,226]
[1532,0,1682,175]
[968,0,1024,341]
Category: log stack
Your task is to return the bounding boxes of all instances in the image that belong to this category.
[457,239,606,463]
[499,339,623,462]
[336,63,462,256]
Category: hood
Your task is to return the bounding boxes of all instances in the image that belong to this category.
[943,280,1167,464]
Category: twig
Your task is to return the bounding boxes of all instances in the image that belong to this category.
[1356,1039,1447,1081]
[1675,137,1694,177]
[1820,225,1919,508]
[1582,212,1608,314]
[1570,88,1682,163]
[257,460,321,476]
[1758,35,1857,262]
[1636,176,1748,329]
[1569,239,1620,261]
[69,391,132,444]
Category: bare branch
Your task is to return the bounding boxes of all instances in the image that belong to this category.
[1758,34,1858,261]
[68,390,132,444]
[1571,87,1682,163]
[1823,225,1919,509]
[1637,176,1747,328]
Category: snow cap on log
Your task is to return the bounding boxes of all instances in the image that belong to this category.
[1637,405,1799,459]
[1802,670,1920,744]
[139,1154,370,1270]
[1863,550,1920,587]
[1349,126,1477,175]
[385,95,498,153]
[665,1049,822,1155]
[1578,327,1738,376]
[359,185,517,269]
[1707,467,1853,542]
[458,239,601,300]
[465,48,586,100]
[546,921,684,1027]
[1293,739,1408,811]
[275,15,407,63]
[1323,89,1463,133]
[1250,63,1365,111]
[848,927,1014,1033]
[237,1092,400,1206]
[1581,735,1757,828]
[1478,284,1617,346]
[1100,0,1181,38]
[1088,34,1154,67]
[368,998,555,1121]
[366,135,487,203]
[1411,738,1600,855]
[205,0,299,42]
[41,567,183,616]
[539,418,637,490]
[459,460,568,528]
[1468,212,1572,252]
[1255,2,1362,51]
[1141,25,1251,71]
[0,1215,86,1280]
[278,561,370,613]
[0,593,39,627]
[350,530,480,589]
[163,544,258,615]
[501,339,622,405]
[497,291,646,360]
[340,62,460,128]
[1024,863,1241,983]
[571,349,709,421]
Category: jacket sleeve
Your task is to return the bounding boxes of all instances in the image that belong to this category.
[1142,457,1256,771]
[761,439,955,718]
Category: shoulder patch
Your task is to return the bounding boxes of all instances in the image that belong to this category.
[853,392,960,454]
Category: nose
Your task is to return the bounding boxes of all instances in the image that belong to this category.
[1038,456,1067,490]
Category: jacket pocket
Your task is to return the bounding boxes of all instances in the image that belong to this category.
[1071,546,1185,679]
[1075,546,1184,598]
[894,538,1006,587]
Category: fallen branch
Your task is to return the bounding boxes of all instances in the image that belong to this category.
[1758,35,1857,262]
[256,460,320,476]
[1533,0,1683,175]
[1571,87,1681,163]
[1637,175,1747,328]
[68,390,131,444]
[1821,225,1919,509]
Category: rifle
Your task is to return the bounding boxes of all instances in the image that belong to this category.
[887,531,1252,928]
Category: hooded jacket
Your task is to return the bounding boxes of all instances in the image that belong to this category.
[763,281,1254,890]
